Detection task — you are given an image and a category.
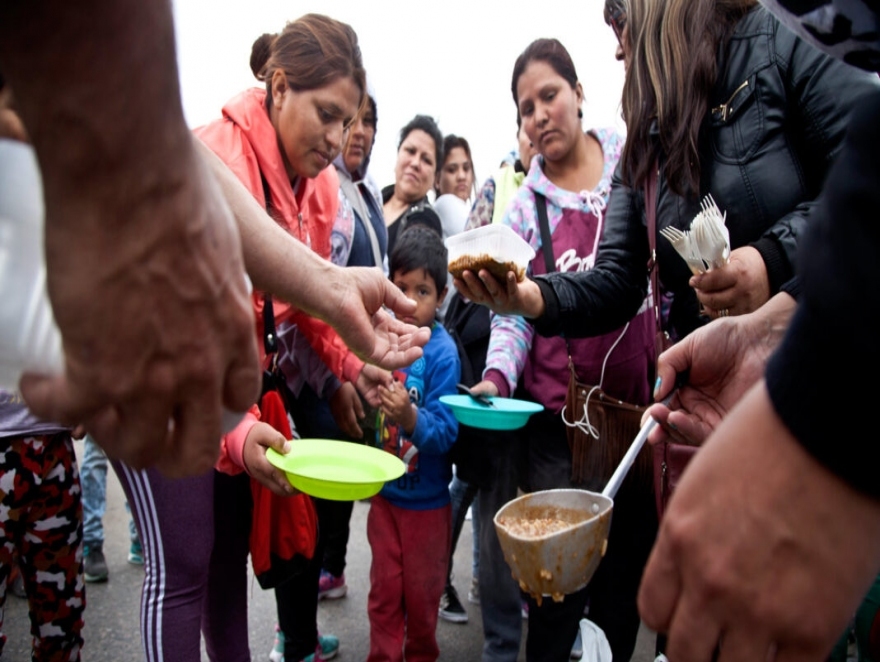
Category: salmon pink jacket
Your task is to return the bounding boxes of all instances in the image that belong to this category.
[196,87,364,472]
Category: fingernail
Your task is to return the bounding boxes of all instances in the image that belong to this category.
[653,376,661,396]
[282,441,291,454]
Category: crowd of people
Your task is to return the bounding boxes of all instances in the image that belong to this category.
[2,0,880,661]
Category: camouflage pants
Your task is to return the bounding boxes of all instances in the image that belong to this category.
[0,432,85,661]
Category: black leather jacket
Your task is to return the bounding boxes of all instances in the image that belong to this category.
[533,6,880,341]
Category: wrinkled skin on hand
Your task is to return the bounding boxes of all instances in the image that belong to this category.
[331,266,432,370]
[21,150,261,477]
[647,293,794,447]
[690,246,770,318]
[639,383,880,662]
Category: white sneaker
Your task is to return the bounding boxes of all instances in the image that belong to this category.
[467,577,480,605]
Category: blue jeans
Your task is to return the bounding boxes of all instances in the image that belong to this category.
[81,435,107,546]
[81,435,139,546]
[477,441,523,662]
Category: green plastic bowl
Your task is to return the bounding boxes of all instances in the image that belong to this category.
[266,439,405,501]
[440,395,543,430]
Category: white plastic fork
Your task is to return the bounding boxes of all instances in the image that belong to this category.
[659,226,705,274]
[692,195,730,270]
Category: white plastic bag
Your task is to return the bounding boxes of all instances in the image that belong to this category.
[579,617,613,662]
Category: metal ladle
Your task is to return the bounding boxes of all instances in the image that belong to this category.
[494,414,662,601]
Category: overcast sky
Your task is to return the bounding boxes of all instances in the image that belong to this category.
[172,0,626,193]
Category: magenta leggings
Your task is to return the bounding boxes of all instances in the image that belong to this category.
[112,463,252,662]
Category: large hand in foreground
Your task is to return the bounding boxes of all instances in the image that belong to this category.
[452,269,546,319]
[21,146,261,477]
[639,382,880,662]
[648,292,795,447]
[329,267,431,370]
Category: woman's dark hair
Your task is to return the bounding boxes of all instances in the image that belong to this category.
[620,0,757,195]
[365,95,378,131]
[511,38,579,109]
[398,114,444,170]
[389,225,448,298]
[435,134,476,197]
[250,14,366,109]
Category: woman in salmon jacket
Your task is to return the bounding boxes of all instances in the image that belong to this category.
[114,13,374,662]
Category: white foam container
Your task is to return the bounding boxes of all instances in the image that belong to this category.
[445,224,536,278]
[0,140,63,389]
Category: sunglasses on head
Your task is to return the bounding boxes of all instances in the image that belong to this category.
[605,4,627,42]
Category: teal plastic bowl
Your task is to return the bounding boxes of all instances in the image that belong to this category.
[440,395,543,431]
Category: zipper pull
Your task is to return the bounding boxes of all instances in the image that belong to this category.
[298,213,311,249]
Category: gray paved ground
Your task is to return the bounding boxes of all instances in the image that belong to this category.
[3,439,657,661]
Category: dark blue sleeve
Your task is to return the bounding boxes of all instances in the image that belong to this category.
[410,332,460,455]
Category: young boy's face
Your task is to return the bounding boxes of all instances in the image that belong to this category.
[392,268,447,329]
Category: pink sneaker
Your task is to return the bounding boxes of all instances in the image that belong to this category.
[318,570,347,600]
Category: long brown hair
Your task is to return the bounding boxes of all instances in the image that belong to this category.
[620,0,756,196]
[250,14,366,111]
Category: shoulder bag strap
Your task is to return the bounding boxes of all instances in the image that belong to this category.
[259,172,279,358]
[644,165,664,339]
[535,192,556,275]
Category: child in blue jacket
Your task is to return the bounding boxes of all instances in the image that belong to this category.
[367,226,460,661]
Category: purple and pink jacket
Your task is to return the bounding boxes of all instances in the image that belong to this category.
[483,128,655,412]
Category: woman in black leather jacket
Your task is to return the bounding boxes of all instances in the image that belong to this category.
[453,0,880,344]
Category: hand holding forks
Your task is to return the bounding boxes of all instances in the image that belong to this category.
[660,194,730,274]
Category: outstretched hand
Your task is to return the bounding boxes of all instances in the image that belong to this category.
[452,269,546,319]
[332,267,431,370]
[647,292,796,447]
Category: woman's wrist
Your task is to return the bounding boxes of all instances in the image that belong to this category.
[521,278,548,318]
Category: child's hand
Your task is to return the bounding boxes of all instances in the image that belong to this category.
[242,422,297,496]
[378,380,416,434]
[330,382,365,440]
[355,364,393,407]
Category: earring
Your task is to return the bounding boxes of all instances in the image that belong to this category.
[578,108,583,119]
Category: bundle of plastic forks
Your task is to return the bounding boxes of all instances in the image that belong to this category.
[658,194,730,274]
